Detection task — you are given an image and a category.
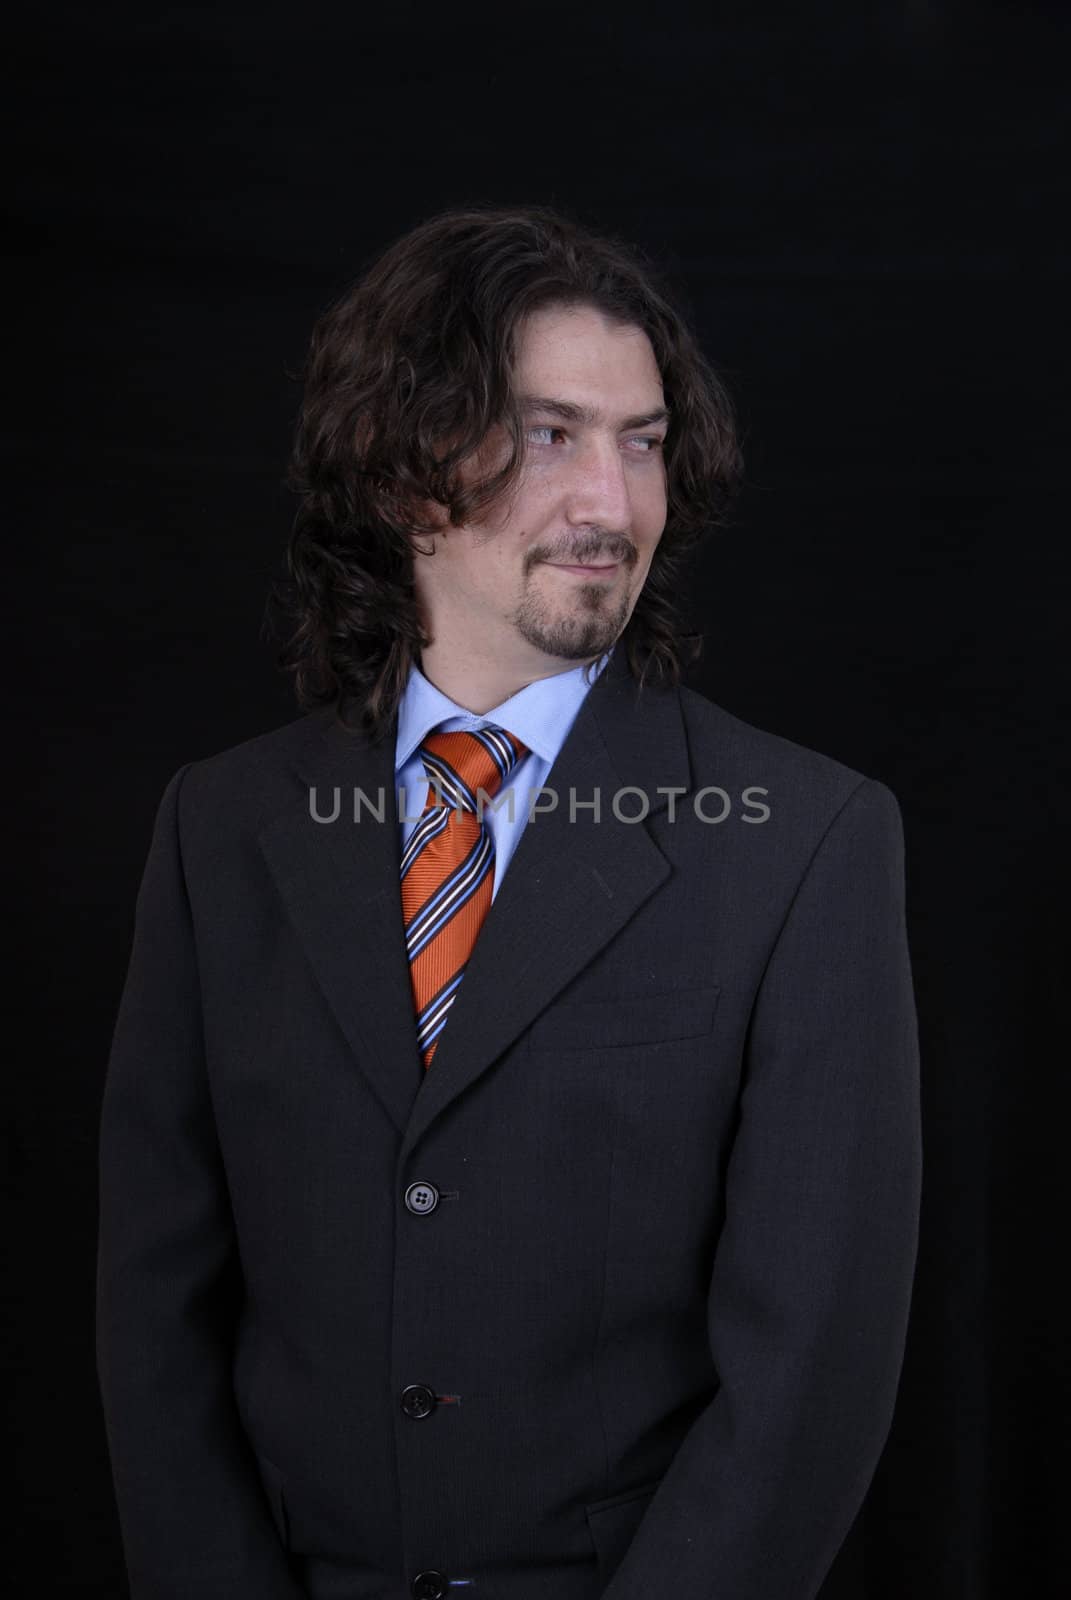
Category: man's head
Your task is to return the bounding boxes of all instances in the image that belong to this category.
[278,205,741,736]
[408,300,672,709]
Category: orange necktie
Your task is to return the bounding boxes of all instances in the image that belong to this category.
[401,725,528,1069]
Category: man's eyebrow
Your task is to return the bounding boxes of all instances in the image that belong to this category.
[518,396,671,431]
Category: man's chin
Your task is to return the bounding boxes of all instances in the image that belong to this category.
[516,621,623,664]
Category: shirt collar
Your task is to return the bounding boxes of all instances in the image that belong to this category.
[395,645,614,773]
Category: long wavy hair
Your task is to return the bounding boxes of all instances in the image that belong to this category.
[269,204,742,742]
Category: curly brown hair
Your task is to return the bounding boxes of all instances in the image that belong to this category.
[269,204,742,742]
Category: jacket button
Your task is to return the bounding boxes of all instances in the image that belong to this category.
[404,1180,440,1215]
[400,1383,437,1419]
[411,1571,449,1599]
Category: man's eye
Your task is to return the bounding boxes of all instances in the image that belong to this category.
[626,435,665,453]
[526,425,563,445]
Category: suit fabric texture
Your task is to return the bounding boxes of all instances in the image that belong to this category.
[96,646,923,1600]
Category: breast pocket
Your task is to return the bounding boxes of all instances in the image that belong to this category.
[528,984,720,1054]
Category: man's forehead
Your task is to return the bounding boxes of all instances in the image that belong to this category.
[515,304,659,364]
[512,305,665,416]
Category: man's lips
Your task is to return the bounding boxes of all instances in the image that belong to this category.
[545,558,623,577]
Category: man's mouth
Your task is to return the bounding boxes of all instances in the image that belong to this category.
[546,558,622,578]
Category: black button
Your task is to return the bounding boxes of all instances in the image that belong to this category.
[400,1383,437,1420]
[411,1571,448,1599]
[405,1180,440,1215]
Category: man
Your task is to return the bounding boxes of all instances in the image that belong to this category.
[96,206,922,1600]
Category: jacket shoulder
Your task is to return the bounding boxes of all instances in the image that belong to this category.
[194,707,330,771]
[166,707,338,836]
[676,683,902,829]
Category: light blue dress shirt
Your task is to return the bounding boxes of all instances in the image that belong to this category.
[395,647,614,902]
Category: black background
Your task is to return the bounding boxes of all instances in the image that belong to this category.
[9,1,1068,1595]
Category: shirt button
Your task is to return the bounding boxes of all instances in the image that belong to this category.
[411,1570,449,1599]
[404,1180,440,1215]
[400,1383,437,1420]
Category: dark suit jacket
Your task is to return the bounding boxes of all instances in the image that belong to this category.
[96,647,922,1600]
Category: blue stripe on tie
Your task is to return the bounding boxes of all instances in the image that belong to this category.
[418,726,523,817]
[406,832,494,959]
[405,830,494,961]
[421,750,478,814]
[470,726,518,782]
[415,969,467,1052]
[400,803,451,879]
[405,827,488,945]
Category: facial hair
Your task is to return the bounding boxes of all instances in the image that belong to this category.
[509,560,634,661]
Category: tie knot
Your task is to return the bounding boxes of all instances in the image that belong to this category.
[419,725,528,813]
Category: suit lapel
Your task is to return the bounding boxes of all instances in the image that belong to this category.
[257,649,692,1149]
[257,710,425,1136]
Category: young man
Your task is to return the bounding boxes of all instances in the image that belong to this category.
[96,207,922,1600]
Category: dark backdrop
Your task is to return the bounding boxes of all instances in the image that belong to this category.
[9,2,1068,1595]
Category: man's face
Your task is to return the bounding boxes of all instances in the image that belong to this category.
[413,302,670,672]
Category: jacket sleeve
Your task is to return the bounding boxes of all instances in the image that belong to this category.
[601,777,923,1600]
[95,765,307,1600]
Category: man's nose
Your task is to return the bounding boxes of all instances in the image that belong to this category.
[563,438,632,532]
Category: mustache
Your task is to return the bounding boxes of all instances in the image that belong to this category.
[535,535,636,566]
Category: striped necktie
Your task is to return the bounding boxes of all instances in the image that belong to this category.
[401,725,529,1070]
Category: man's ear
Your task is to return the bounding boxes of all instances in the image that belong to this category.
[370,484,447,560]
[353,405,454,543]
[358,455,445,545]
[407,497,449,558]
